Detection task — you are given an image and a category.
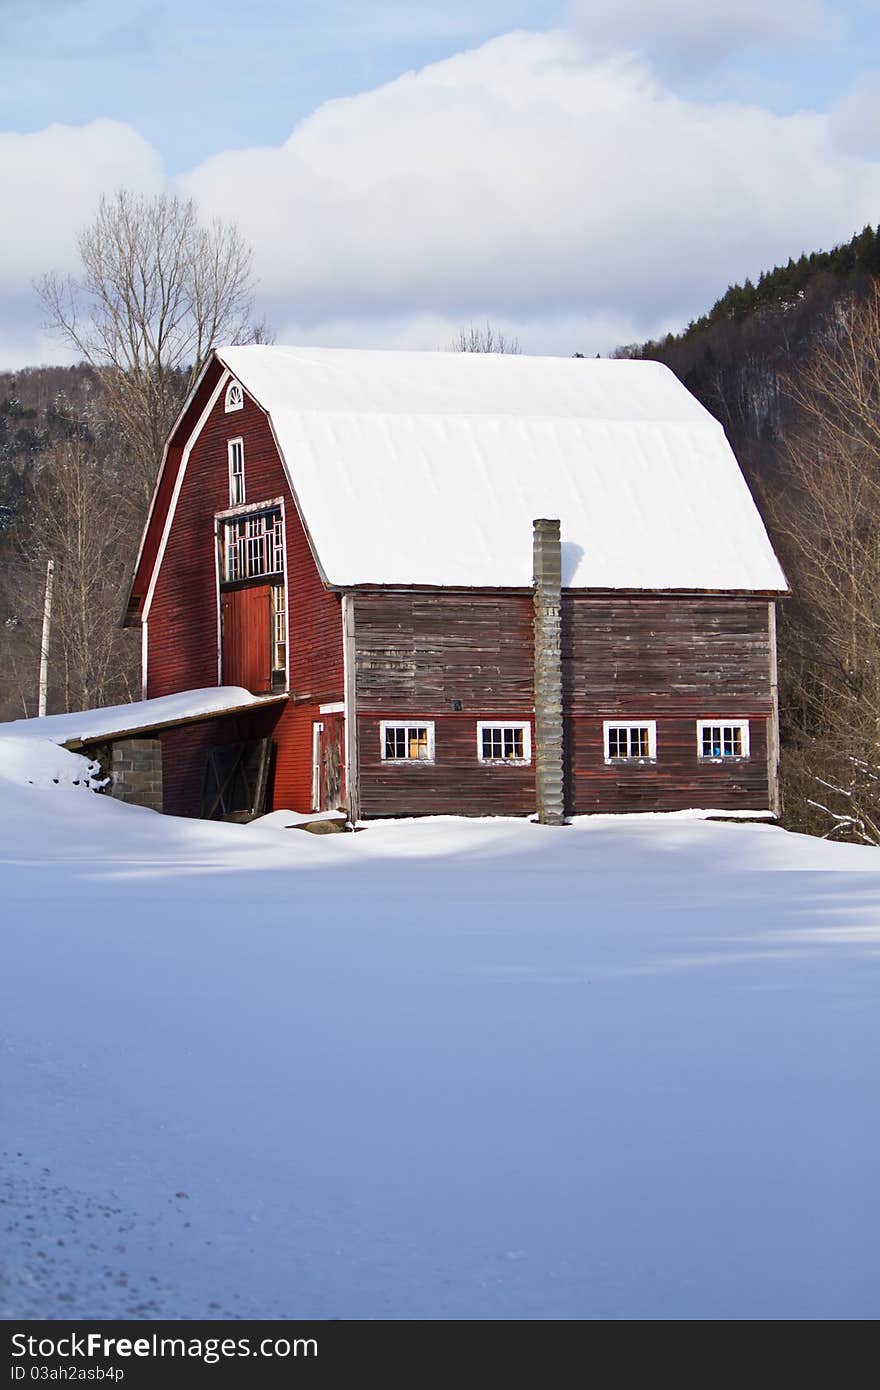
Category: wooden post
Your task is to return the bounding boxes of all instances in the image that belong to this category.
[533,519,565,825]
[38,557,55,718]
[767,600,781,817]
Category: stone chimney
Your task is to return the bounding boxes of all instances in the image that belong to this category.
[533,518,565,825]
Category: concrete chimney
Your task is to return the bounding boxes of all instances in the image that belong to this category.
[533,518,565,825]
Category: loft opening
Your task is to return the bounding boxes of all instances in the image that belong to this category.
[216,501,287,695]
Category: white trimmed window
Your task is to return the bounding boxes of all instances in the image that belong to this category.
[603,720,657,762]
[697,720,750,760]
[477,721,531,764]
[225,380,244,413]
[228,438,245,506]
[380,721,435,762]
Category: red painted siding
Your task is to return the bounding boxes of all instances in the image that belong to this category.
[128,360,225,616]
[160,707,283,819]
[145,372,344,815]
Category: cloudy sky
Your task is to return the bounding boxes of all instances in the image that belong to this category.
[2,0,879,366]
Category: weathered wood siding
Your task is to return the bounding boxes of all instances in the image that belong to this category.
[562,597,773,715]
[145,377,344,815]
[563,595,772,813]
[353,591,534,817]
[353,590,773,818]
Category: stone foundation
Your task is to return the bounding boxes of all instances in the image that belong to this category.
[110,737,163,812]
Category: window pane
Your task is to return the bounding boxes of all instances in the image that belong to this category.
[607,725,652,759]
[505,729,523,759]
[700,723,745,757]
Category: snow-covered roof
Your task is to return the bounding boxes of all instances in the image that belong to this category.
[216,345,787,592]
[2,688,285,749]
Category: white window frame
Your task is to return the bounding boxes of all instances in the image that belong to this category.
[379,720,436,763]
[476,720,532,765]
[697,719,750,761]
[224,380,244,413]
[603,720,657,763]
[228,437,245,506]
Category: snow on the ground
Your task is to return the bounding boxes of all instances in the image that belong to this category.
[1,686,274,747]
[1,774,879,1319]
[0,736,103,791]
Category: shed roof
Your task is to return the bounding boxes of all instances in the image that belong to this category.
[215,345,787,593]
[2,688,286,750]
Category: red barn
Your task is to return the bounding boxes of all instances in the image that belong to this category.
[122,346,788,823]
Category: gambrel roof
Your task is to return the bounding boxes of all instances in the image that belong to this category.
[215,345,787,592]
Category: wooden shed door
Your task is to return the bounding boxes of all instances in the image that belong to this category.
[221,584,271,693]
[312,715,345,810]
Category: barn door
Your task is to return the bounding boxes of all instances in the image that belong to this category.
[221,584,272,692]
[312,715,345,810]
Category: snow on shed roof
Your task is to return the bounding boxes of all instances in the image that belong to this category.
[2,688,286,750]
[217,345,787,592]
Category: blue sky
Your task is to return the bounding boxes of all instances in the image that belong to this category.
[2,0,879,365]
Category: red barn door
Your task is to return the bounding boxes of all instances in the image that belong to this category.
[221,584,271,693]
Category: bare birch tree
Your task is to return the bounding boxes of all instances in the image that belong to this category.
[37,191,263,502]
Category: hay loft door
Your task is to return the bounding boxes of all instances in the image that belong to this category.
[217,503,287,695]
[221,584,272,692]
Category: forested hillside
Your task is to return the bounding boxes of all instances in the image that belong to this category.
[0,365,142,720]
[617,223,880,480]
[617,224,880,842]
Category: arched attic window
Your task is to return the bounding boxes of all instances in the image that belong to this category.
[225,380,244,413]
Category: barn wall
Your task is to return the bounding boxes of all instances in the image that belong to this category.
[145,376,343,815]
[159,707,283,819]
[353,590,773,818]
[127,359,225,617]
[562,596,773,715]
[357,711,536,817]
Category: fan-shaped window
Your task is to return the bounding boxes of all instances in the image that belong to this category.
[225,381,244,413]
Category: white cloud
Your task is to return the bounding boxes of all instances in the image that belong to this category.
[179,31,880,352]
[2,29,880,365]
[566,0,830,71]
[0,118,163,285]
[830,73,880,157]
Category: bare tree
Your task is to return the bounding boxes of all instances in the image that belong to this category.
[2,411,139,715]
[37,191,264,502]
[767,280,880,840]
[451,322,521,354]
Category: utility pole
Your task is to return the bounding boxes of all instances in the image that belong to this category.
[38,557,55,718]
